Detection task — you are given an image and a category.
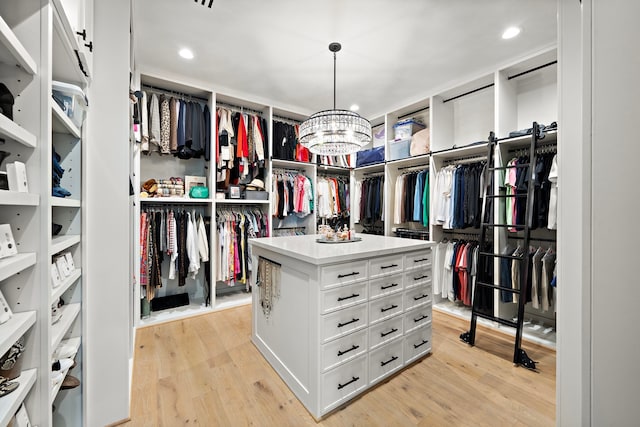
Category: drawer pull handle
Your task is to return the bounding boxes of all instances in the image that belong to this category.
[381,304,398,313]
[413,275,429,281]
[414,314,429,322]
[338,272,360,279]
[413,294,429,301]
[380,264,398,269]
[413,258,429,263]
[337,344,360,357]
[414,339,429,349]
[380,328,398,338]
[381,355,399,367]
[338,318,360,328]
[381,283,399,290]
[337,376,360,390]
[337,293,360,302]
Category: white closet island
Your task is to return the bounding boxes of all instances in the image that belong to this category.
[250,234,434,419]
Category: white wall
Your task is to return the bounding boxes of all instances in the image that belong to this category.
[84,0,131,424]
[559,0,640,425]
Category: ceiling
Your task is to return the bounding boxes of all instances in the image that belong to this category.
[132,0,557,121]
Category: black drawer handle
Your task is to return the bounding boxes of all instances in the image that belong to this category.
[337,293,360,302]
[338,272,360,279]
[380,327,398,338]
[413,275,429,281]
[414,339,429,349]
[337,318,360,328]
[381,355,399,367]
[381,283,399,290]
[381,304,398,313]
[414,314,429,323]
[337,376,360,390]
[413,293,429,301]
[414,258,429,263]
[337,344,360,357]
[380,264,398,269]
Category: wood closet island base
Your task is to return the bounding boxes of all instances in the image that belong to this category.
[249,234,434,420]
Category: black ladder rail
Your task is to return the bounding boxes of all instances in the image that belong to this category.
[460,123,542,371]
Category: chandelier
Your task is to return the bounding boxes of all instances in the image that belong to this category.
[299,43,372,156]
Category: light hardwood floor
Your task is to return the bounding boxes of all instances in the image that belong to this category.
[123,305,555,427]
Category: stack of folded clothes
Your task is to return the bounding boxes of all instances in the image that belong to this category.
[52,149,72,198]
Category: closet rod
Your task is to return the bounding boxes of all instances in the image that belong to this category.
[216,101,264,116]
[141,200,210,206]
[397,163,429,171]
[507,235,556,243]
[443,155,487,165]
[272,167,305,174]
[397,106,430,120]
[395,228,430,235]
[273,115,302,125]
[141,84,209,102]
[509,143,557,155]
[508,60,558,80]
[442,83,494,103]
[361,170,385,177]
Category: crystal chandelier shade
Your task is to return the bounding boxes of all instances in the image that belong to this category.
[299,43,371,156]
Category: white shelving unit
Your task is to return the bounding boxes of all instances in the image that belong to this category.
[0,368,37,427]
[0,253,37,283]
[0,191,39,206]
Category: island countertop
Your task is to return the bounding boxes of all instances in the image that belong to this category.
[249,234,433,265]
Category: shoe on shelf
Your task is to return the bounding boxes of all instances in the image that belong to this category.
[0,376,19,397]
[61,374,80,390]
[53,343,76,360]
[52,358,75,372]
[51,371,64,387]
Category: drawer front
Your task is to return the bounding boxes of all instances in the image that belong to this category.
[404,249,432,271]
[368,338,404,385]
[403,283,432,311]
[404,267,432,290]
[369,314,404,350]
[403,305,433,334]
[321,260,368,290]
[322,304,368,343]
[404,324,432,364]
[321,281,368,314]
[321,354,367,413]
[368,293,403,325]
[369,273,403,300]
[369,254,404,278]
[322,329,368,372]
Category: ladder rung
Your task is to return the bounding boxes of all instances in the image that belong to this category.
[475,281,521,293]
[481,223,526,229]
[472,311,519,328]
[485,194,528,199]
[488,163,530,171]
[478,251,525,260]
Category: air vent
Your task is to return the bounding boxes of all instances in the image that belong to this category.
[195,0,214,8]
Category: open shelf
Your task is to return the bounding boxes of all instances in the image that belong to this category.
[0,113,37,148]
[215,199,270,205]
[50,303,81,353]
[0,14,37,74]
[0,190,39,206]
[0,311,36,359]
[50,336,81,401]
[51,196,81,208]
[52,102,81,138]
[0,368,37,427]
[51,235,81,255]
[52,2,88,86]
[0,253,37,282]
[140,197,212,204]
[51,268,81,304]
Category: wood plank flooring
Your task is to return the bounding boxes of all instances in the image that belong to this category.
[123,305,555,426]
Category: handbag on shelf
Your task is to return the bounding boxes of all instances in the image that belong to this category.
[189,186,209,199]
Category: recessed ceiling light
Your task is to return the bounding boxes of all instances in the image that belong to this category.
[350,104,360,112]
[179,48,194,59]
[502,27,521,40]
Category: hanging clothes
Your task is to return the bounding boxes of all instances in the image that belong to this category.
[432,161,484,230]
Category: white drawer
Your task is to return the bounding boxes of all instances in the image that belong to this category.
[368,338,404,385]
[404,268,432,290]
[404,324,432,364]
[404,249,432,271]
[403,284,432,311]
[322,303,368,343]
[368,293,403,325]
[369,314,404,350]
[321,329,368,372]
[321,281,368,314]
[321,260,368,290]
[369,273,403,300]
[403,305,432,334]
[369,254,404,278]
[321,354,367,413]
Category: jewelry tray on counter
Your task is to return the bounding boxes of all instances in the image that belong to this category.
[316,237,362,244]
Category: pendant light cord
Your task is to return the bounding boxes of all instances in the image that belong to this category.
[333,50,337,110]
